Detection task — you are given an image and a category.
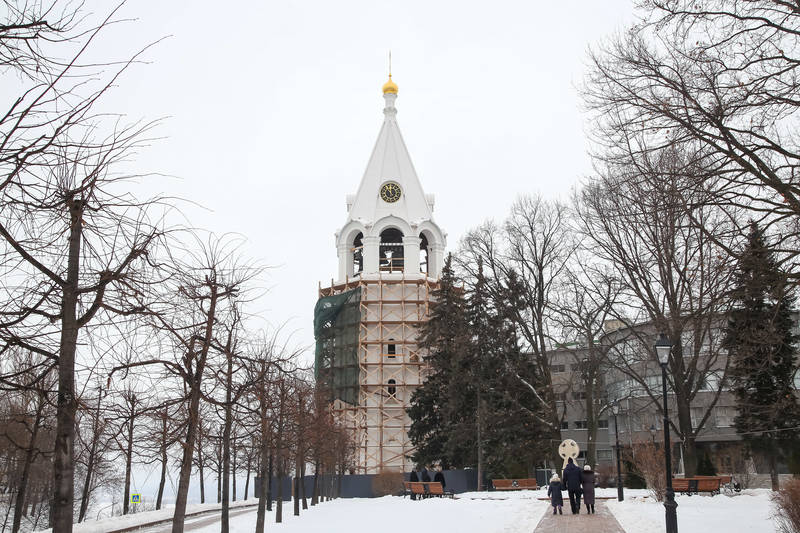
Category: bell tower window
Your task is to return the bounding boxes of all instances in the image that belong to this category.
[387,379,397,397]
[380,228,404,273]
[352,232,363,275]
[387,338,396,358]
[419,233,429,274]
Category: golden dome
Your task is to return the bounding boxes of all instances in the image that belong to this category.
[382,74,398,94]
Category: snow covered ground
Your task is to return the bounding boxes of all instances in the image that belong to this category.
[192,492,549,533]
[32,487,781,533]
[603,487,779,533]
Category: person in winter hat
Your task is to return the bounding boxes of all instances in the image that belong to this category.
[562,457,583,514]
[547,474,564,515]
[581,464,596,514]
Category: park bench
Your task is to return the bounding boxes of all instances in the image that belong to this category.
[695,475,741,494]
[492,478,539,491]
[404,481,452,499]
[672,476,721,496]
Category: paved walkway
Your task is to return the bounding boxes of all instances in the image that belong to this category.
[533,502,625,533]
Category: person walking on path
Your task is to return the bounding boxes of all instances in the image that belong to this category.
[563,457,583,514]
[581,464,596,514]
[409,468,419,500]
[547,474,564,515]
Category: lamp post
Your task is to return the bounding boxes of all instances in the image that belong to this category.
[612,402,624,502]
[655,333,678,533]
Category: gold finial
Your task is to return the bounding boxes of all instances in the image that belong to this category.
[382,51,398,94]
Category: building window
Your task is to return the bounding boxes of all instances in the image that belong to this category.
[598,419,609,429]
[387,379,396,397]
[577,451,586,460]
[387,338,396,358]
[597,449,612,462]
[561,420,569,430]
[572,392,587,401]
[551,364,565,373]
[574,420,588,429]
[715,407,735,428]
[555,392,567,402]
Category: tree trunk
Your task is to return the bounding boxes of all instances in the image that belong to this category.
[255,437,269,533]
[51,197,84,533]
[156,412,168,510]
[300,461,307,510]
[123,400,135,515]
[221,354,233,533]
[267,452,273,512]
[476,389,483,491]
[170,285,217,533]
[293,461,300,516]
[78,399,99,522]
[585,380,597,467]
[232,434,237,502]
[244,454,251,500]
[276,461,283,524]
[769,441,780,491]
[311,460,320,506]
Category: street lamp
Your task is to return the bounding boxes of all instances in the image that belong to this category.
[612,402,624,502]
[655,333,678,533]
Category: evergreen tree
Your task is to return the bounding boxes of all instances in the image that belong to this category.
[722,223,800,490]
[407,255,470,468]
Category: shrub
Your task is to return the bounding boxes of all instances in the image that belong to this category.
[773,479,800,533]
[372,472,405,496]
[595,463,616,488]
[625,439,666,501]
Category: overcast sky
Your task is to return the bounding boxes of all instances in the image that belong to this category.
[75,0,639,504]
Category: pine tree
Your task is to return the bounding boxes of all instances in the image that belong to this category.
[722,223,800,490]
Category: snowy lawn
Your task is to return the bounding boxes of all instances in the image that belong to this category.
[196,492,550,533]
[603,488,779,533]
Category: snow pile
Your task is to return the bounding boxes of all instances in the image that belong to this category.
[603,488,778,533]
[195,493,549,533]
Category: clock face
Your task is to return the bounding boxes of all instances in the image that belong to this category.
[380,182,402,203]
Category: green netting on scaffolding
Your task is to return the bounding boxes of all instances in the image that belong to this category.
[314,287,361,405]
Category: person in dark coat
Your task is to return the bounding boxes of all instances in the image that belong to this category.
[581,464,596,514]
[421,466,431,482]
[433,465,446,489]
[547,474,564,515]
[409,469,419,500]
[562,457,583,514]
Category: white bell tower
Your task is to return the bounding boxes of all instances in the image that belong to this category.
[319,73,446,473]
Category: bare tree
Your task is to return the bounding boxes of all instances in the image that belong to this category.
[575,148,738,475]
[585,0,800,275]
[460,194,575,467]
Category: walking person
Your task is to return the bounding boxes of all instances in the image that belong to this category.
[581,464,596,514]
[563,457,583,514]
[547,474,564,515]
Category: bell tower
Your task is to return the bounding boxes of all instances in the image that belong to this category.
[316,74,446,473]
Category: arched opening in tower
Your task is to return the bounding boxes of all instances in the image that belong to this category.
[387,378,397,397]
[379,228,404,273]
[419,233,429,275]
[352,232,363,275]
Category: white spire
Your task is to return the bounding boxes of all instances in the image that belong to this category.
[335,77,446,281]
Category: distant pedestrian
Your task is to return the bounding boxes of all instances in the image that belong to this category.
[547,474,564,515]
[421,466,432,498]
[563,457,583,514]
[433,465,446,489]
[409,469,419,500]
[581,464,596,514]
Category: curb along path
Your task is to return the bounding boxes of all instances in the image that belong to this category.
[533,501,626,533]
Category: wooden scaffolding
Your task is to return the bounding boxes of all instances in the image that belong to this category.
[320,274,437,473]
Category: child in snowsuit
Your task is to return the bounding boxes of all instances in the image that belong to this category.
[547,474,564,515]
